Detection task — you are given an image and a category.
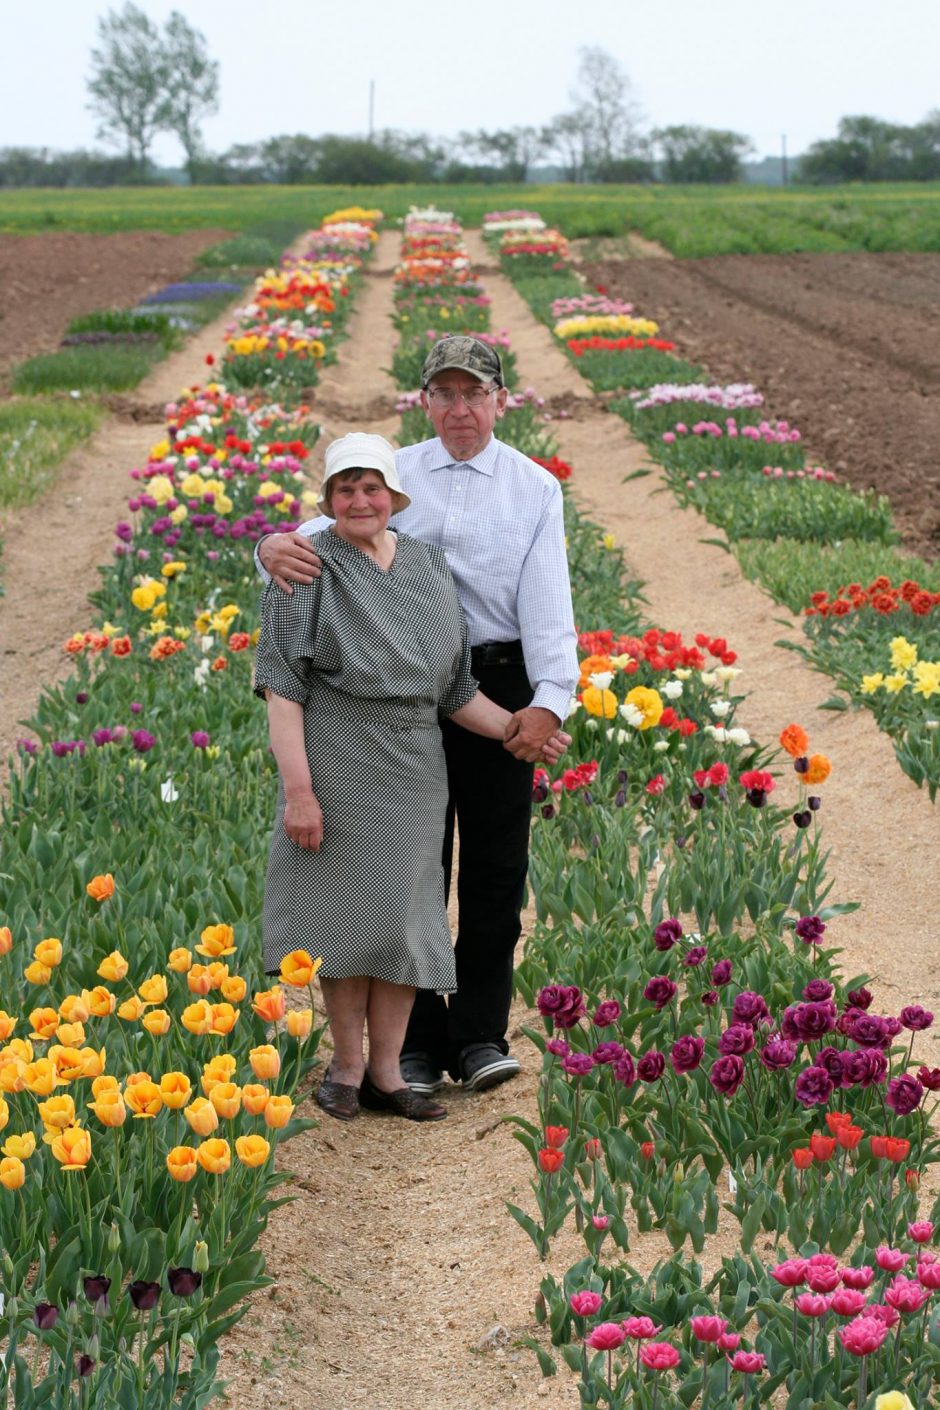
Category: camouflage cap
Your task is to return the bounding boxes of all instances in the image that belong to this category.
[420,335,504,389]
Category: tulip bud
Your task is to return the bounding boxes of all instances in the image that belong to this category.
[792,810,812,828]
[808,795,822,811]
[108,1223,121,1255]
[193,1240,209,1274]
[614,788,626,807]
[688,790,705,810]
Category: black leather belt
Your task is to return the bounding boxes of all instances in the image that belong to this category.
[471,639,525,667]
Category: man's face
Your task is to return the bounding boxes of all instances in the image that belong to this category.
[421,369,508,461]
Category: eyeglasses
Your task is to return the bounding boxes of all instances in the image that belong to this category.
[425,385,496,409]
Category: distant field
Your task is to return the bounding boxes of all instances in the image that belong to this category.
[2,181,940,255]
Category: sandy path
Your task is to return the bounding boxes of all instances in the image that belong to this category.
[3,229,938,1410]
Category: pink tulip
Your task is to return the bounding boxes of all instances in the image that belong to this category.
[866,1302,901,1329]
[622,1316,662,1340]
[806,1265,841,1293]
[727,1351,766,1373]
[876,1246,909,1272]
[570,1291,603,1318]
[837,1315,889,1356]
[689,1315,728,1343]
[639,1342,681,1370]
[717,1331,740,1351]
[770,1259,808,1288]
[918,1261,940,1290]
[794,1292,832,1317]
[830,1288,868,1317]
[586,1323,626,1351]
[885,1277,931,1314]
[909,1220,934,1244]
[841,1266,875,1290]
[592,1215,609,1230]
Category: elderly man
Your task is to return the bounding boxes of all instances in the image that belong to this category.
[257,337,578,1094]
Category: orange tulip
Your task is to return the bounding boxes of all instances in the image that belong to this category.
[221,975,247,1003]
[159,1072,192,1110]
[28,1008,60,1041]
[34,938,62,969]
[241,1084,270,1116]
[125,1070,153,1087]
[263,1095,294,1130]
[97,951,129,983]
[804,753,832,785]
[167,947,193,973]
[4,1039,32,1064]
[196,924,236,958]
[50,1126,92,1170]
[23,961,52,986]
[85,874,115,902]
[167,1146,199,1182]
[251,986,286,1022]
[0,1097,8,1132]
[196,1137,231,1174]
[59,994,90,1024]
[0,1156,25,1190]
[181,1001,213,1036]
[779,723,810,758]
[0,1013,16,1041]
[210,1003,239,1036]
[56,1022,85,1049]
[83,986,116,1018]
[184,1097,218,1137]
[50,1047,86,1083]
[186,965,213,997]
[89,1091,127,1128]
[138,975,169,1006]
[2,1132,36,1159]
[235,1134,271,1168]
[117,997,146,1023]
[279,951,320,987]
[91,1075,120,1098]
[125,1080,163,1119]
[23,1058,58,1096]
[0,927,12,956]
[78,1046,106,1078]
[142,1010,172,1037]
[200,1055,236,1095]
[286,1008,313,1040]
[209,1082,242,1120]
[249,1045,280,1081]
[206,962,230,990]
[38,1094,75,1130]
[0,1061,25,1095]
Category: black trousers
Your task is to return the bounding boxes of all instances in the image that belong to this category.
[403,656,535,1076]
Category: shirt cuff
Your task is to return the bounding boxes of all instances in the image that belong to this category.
[530,683,575,722]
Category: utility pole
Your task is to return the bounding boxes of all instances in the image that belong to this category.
[368,80,375,141]
[781,133,789,187]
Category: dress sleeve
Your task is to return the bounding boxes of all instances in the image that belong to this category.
[252,578,321,705]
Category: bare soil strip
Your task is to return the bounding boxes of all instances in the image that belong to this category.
[2,231,938,1410]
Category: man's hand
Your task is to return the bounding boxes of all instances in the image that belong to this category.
[283,792,324,851]
[504,707,566,763]
[259,533,322,594]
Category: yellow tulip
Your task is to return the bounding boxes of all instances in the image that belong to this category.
[125,1069,152,1086]
[249,1045,280,1081]
[78,1046,107,1078]
[235,1135,271,1168]
[0,1156,25,1190]
[279,951,321,987]
[581,685,617,719]
[0,1013,17,1041]
[141,1010,172,1037]
[181,1001,213,1035]
[23,1058,58,1096]
[24,961,52,986]
[196,1138,231,1174]
[263,1095,294,1130]
[241,1083,270,1116]
[158,1072,192,1109]
[56,1022,85,1049]
[89,1091,127,1128]
[251,987,286,1022]
[138,974,169,1006]
[83,986,116,1018]
[0,1097,8,1131]
[167,948,193,973]
[0,1061,25,1095]
[186,964,213,996]
[3,1039,32,1063]
[59,994,90,1023]
[166,1146,198,1182]
[210,1003,239,1036]
[625,685,665,731]
[34,938,62,968]
[2,1132,36,1160]
[209,1082,242,1120]
[183,1097,218,1137]
[201,1054,237,1093]
[49,1047,86,1083]
[29,1008,59,1041]
[221,975,247,1003]
[37,1094,75,1130]
[196,924,236,958]
[125,1080,163,1119]
[286,1008,313,1040]
[97,951,129,983]
[91,1075,120,1098]
[50,1126,92,1170]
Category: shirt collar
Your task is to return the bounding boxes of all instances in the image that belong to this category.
[426,435,498,477]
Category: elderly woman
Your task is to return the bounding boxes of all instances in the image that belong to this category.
[255,433,567,1123]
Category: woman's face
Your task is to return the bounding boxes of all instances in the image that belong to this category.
[328,468,394,539]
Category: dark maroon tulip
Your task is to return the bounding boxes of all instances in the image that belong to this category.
[537,985,585,1030]
[842,1046,888,1088]
[887,1075,924,1115]
[794,1064,834,1107]
[808,795,822,811]
[760,1038,797,1071]
[167,1268,202,1298]
[593,999,621,1027]
[637,1050,665,1082]
[540,804,555,819]
[846,986,873,1010]
[792,810,811,829]
[795,915,826,944]
[701,989,719,1007]
[613,1051,636,1087]
[614,788,627,808]
[653,919,683,952]
[77,1356,96,1378]
[917,1066,940,1092]
[709,1055,745,1097]
[82,1276,110,1305]
[711,959,732,987]
[900,1006,934,1032]
[816,1045,848,1085]
[688,790,706,810]
[33,1303,58,1331]
[803,980,833,1002]
[719,1023,756,1057]
[532,780,549,804]
[592,1041,624,1065]
[847,1012,889,1049]
[793,756,809,774]
[732,991,769,1026]
[684,946,708,967]
[671,1035,705,1074]
[643,976,677,1011]
[128,1280,161,1311]
[745,788,768,807]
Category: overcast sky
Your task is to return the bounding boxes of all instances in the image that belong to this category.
[1,0,937,165]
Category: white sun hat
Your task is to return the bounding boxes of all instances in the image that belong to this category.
[318,432,410,514]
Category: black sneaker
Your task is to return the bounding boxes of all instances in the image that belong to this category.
[459,1043,521,1093]
[400,1053,446,1095]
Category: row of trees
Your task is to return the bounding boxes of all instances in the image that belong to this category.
[801,114,940,183]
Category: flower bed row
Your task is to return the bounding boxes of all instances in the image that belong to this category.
[484,212,940,801]
[0,208,378,1408]
[477,209,940,1407]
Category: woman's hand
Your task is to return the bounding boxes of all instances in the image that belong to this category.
[541,730,571,765]
[283,792,324,851]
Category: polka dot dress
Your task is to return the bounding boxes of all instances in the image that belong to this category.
[254,530,477,989]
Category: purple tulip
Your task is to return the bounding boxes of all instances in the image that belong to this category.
[562,1052,595,1078]
[537,985,586,1030]
[613,1051,636,1087]
[546,1038,570,1058]
[846,1012,889,1049]
[33,1303,59,1330]
[129,1280,161,1311]
[887,1075,924,1115]
[783,1001,836,1043]
[732,991,770,1027]
[760,1038,797,1071]
[803,980,833,1002]
[719,1023,756,1057]
[846,986,873,1010]
[643,976,678,1011]
[900,1006,934,1032]
[671,1035,705,1074]
[190,731,211,749]
[593,999,621,1027]
[592,1041,624,1065]
[842,1046,888,1088]
[653,919,683,952]
[82,1275,111,1304]
[167,1267,202,1298]
[794,1064,835,1107]
[795,915,826,945]
[701,989,719,1007]
[816,1046,848,1085]
[709,1055,745,1097]
[711,959,732,987]
[637,1050,665,1082]
[131,729,156,753]
[684,946,708,967]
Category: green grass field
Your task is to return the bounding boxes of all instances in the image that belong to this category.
[2,181,940,254]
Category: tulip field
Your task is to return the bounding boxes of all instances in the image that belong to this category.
[0,192,938,1409]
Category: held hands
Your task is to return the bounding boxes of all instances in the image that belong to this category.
[283,792,324,851]
[503,707,571,764]
[260,532,322,594]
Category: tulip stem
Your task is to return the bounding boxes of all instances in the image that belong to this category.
[857,1354,867,1409]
